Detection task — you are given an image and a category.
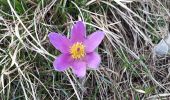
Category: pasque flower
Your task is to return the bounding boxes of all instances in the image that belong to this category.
[48,21,104,77]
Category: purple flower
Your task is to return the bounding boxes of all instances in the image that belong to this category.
[48,21,104,78]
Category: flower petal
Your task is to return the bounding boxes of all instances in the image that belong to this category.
[86,52,101,69]
[53,54,72,71]
[84,31,104,52]
[72,61,86,78]
[71,21,86,43]
[48,32,70,53]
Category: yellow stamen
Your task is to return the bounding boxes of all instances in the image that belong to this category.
[70,42,85,59]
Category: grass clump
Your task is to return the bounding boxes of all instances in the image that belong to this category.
[0,0,170,99]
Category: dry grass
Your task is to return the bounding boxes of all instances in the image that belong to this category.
[0,0,170,99]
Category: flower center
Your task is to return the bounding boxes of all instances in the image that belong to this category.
[70,42,85,59]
